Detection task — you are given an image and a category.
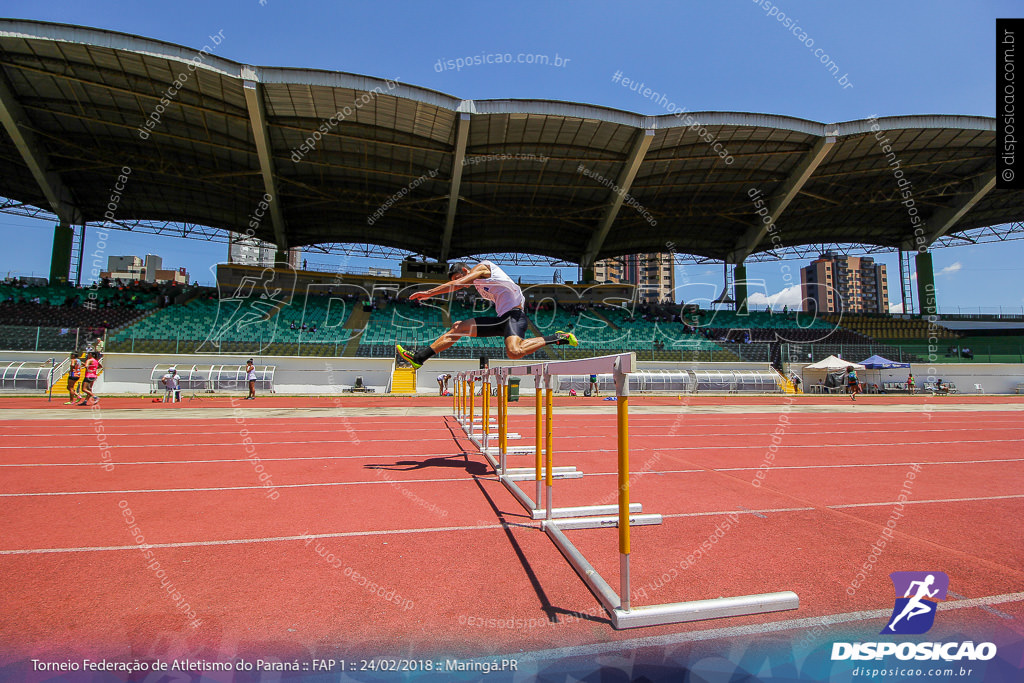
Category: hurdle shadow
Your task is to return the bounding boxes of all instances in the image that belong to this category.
[470,474,613,628]
[364,454,489,476]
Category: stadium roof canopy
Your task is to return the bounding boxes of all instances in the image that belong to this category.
[0,19,1020,268]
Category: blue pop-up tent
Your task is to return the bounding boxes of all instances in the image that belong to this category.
[859,354,910,369]
[859,355,912,392]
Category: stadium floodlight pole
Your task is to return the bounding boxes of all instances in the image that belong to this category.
[614,355,631,612]
[545,369,554,521]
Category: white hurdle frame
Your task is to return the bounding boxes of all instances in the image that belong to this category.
[454,352,798,629]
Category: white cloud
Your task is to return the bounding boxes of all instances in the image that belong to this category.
[747,284,802,308]
[889,302,904,313]
[937,261,963,277]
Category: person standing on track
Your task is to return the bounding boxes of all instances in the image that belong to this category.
[78,351,102,406]
[846,365,861,402]
[907,371,916,395]
[161,366,181,404]
[437,373,452,396]
[396,261,578,368]
[245,358,257,400]
[65,351,82,405]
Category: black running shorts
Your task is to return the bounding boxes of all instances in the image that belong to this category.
[473,308,529,339]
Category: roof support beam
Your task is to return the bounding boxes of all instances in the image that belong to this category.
[580,129,655,268]
[909,170,997,250]
[727,135,836,264]
[439,112,471,263]
[242,72,288,249]
[0,70,81,224]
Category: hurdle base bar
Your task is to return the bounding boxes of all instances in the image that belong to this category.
[505,471,583,482]
[531,503,644,521]
[542,513,659,529]
[467,436,530,456]
[464,424,521,436]
[612,592,800,629]
[544,522,799,630]
[505,466,576,476]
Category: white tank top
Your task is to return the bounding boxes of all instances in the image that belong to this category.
[473,261,525,316]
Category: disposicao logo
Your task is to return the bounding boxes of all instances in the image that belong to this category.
[831,571,997,663]
[883,571,948,634]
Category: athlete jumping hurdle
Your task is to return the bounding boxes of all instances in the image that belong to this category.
[396,260,578,368]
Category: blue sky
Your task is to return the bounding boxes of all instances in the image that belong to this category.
[1,0,1021,313]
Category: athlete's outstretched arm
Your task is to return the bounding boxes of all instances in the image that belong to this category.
[409,263,491,301]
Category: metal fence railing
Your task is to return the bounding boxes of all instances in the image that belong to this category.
[3,325,1022,364]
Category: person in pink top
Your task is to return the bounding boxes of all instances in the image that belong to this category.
[78,351,102,406]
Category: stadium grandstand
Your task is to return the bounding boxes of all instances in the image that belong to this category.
[0,20,1023,394]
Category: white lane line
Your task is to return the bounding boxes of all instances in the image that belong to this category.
[714,458,1024,472]
[660,507,813,519]
[2,425,1020,440]
[948,591,1015,620]
[568,438,1024,453]
[2,436,1020,453]
[505,592,1024,663]
[0,452,478,467]
[0,524,508,555]
[0,475,477,497]
[0,437,448,450]
[829,494,1024,508]
[3,457,1020,473]
[0,428,454,439]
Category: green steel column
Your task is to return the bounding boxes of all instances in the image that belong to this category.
[916,252,936,316]
[734,264,748,314]
[49,223,73,285]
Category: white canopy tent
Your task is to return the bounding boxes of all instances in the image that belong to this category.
[805,355,865,371]
[801,356,864,392]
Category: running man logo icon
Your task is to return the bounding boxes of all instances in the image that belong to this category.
[882,571,949,634]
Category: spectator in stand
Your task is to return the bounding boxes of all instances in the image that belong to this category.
[245,358,257,400]
[65,351,82,405]
[93,336,104,359]
[161,366,181,403]
[78,351,102,406]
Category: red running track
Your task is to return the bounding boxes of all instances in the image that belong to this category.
[0,401,1022,665]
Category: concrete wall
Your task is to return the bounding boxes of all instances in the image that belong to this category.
[5,349,1022,394]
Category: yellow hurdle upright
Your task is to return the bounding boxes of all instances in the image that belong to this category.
[498,372,508,471]
[544,375,553,518]
[535,376,543,511]
[482,375,490,450]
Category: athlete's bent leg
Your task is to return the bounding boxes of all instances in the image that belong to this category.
[505,330,578,360]
[398,320,476,367]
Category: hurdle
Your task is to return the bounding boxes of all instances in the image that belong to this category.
[455,352,799,629]
[454,365,638,511]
